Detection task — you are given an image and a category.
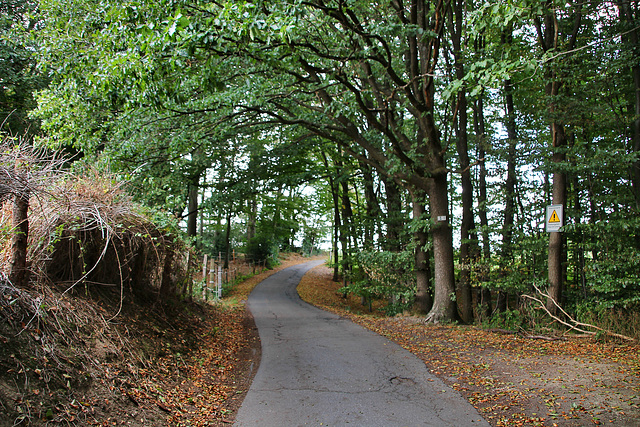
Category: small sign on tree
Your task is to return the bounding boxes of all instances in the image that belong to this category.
[545,204,563,232]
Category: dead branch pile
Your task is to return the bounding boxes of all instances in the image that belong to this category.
[1,169,188,304]
[0,141,63,203]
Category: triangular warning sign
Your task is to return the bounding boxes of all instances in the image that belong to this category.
[549,210,560,223]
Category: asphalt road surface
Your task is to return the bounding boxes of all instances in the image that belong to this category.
[234,260,490,427]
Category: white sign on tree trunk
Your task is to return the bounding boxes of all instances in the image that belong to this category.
[546,204,563,232]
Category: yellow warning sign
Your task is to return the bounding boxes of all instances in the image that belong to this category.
[546,204,563,232]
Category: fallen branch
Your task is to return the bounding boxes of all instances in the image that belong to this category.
[522,286,636,343]
[156,402,172,413]
[522,334,566,341]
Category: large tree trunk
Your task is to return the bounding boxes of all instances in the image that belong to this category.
[9,192,30,288]
[502,79,518,262]
[547,122,568,311]
[424,173,457,323]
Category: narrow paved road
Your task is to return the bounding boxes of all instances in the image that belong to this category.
[234,260,489,426]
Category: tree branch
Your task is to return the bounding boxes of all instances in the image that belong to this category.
[522,285,636,342]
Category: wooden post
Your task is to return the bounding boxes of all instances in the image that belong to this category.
[202,254,208,301]
[186,251,193,300]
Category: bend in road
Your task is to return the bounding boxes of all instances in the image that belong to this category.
[234,260,489,427]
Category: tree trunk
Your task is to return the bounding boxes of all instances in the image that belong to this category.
[321,151,342,282]
[224,211,232,270]
[332,199,341,282]
[451,0,476,324]
[412,191,433,314]
[340,178,354,251]
[495,292,508,313]
[474,94,492,320]
[187,176,199,239]
[475,96,490,259]
[9,192,30,288]
[472,31,492,321]
[497,26,520,318]
[338,158,355,282]
[383,176,404,252]
[502,78,518,261]
[547,125,567,312]
[360,159,381,250]
[617,1,640,210]
[247,197,257,242]
[424,173,457,323]
[535,2,581,314]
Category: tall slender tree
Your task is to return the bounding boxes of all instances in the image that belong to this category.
[534,0,583,313]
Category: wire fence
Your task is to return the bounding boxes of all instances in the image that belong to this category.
[188,252,270,302]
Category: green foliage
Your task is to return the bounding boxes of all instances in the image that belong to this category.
[482,309,525,331]
[26,0,640,327]
[245,233,279,269]
[341,250,416,315]
[565,216,640,310]
[0,0,47,136]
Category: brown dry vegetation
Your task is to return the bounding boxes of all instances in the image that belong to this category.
[0,272,260,426]
[0,169,248,426]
